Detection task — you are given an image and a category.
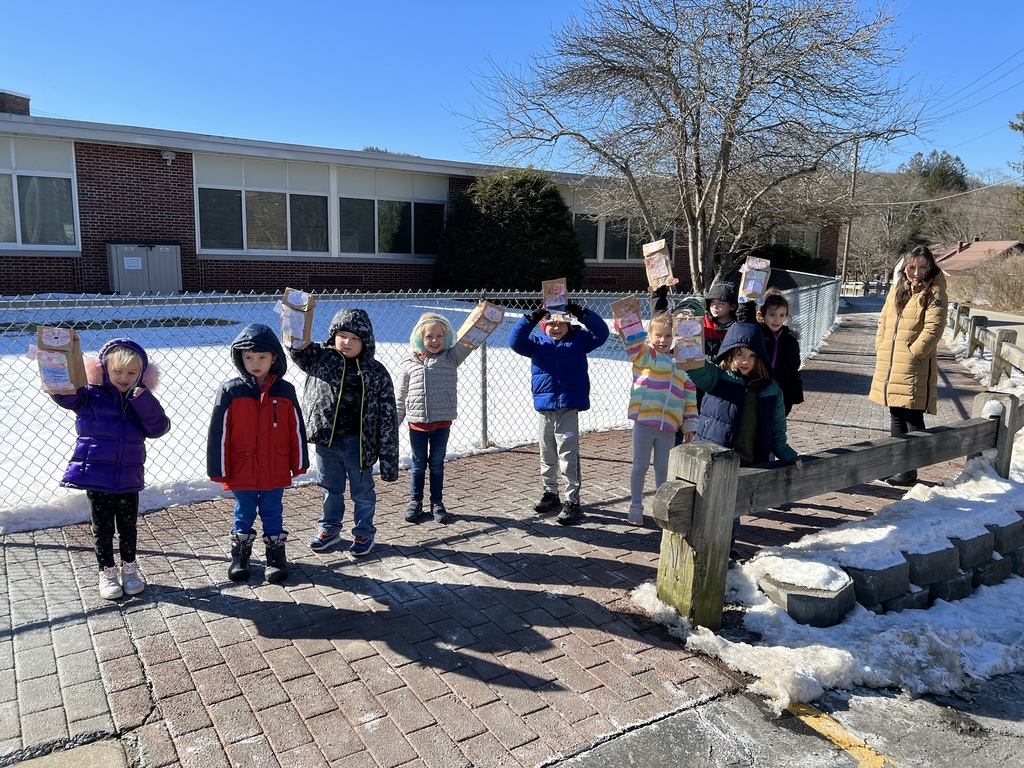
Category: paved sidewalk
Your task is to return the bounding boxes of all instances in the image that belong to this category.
[0,297,987,767]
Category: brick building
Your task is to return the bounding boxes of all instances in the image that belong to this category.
[1,90,837,295]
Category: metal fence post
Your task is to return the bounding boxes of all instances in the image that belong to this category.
[480,339,489,447]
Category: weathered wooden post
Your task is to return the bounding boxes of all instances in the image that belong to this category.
[952,304,970,339]
[966,315,987,358]
[652,443,739,630]
[990,329,1018,388]
[972,392,1021,479]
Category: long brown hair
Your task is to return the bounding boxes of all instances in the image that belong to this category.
[719,346,771,386]
[894,245,941,315]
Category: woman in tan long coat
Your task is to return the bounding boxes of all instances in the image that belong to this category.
[869,245,948,485]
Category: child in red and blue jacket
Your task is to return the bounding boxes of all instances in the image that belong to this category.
[208,324,308,584]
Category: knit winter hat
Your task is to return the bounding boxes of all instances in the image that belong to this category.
[704,282,738,304]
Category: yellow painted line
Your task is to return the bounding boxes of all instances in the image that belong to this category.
[786,702,899,767]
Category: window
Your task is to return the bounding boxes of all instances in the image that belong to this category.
[0,138,77,249]
[339,198,446,256]
[573,214,667,264]
[196,156,330,254]
[775,228,820,257]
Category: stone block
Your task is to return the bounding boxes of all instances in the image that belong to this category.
[948,531,995,570]
[843,561,910,605]
[882,585,930,613]
[972,556,1013,588]
[929,570,974,603]
[1010,546,1024,577]
[901,547,959,586]
[759,573,856,628]
[985,518,1024,554]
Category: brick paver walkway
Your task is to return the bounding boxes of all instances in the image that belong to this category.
[0,297,988,767]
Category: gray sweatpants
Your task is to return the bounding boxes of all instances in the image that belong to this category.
[538,409,581,504]
[630,422,675,505]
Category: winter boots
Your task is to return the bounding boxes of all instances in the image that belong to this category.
[263,532,289,584]
[228,531,257,581]
[228,531,289,583]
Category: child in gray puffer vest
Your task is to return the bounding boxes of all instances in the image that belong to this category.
[394,312,478,524]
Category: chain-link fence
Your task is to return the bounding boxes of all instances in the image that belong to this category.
[0,274,838,524]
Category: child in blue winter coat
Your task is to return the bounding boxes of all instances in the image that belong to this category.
[51,339,171,600]
[394,312,476,525]
[207,324,309,584]
[687,323,802,556]
[508,302,610,525]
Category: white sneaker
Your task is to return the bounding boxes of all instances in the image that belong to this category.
[627,503,644,526]
[121,562,145,596]
[99,567,123,600]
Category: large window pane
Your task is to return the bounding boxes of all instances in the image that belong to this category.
[290,194,328,253]
[339,197,375,253]
[0,175,14,243]
[17,176,75,246]
[378,200,412,254]
[626,221,646,260]
[413,202,444,255]
[245,191,287,250]
[604,219,629,260]
[199,188,243,249]
[574,215,598,260]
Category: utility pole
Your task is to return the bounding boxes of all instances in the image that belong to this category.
[840,139,859,287]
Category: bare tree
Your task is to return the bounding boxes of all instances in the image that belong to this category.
[471,0,922,290]
[848,171,926,279]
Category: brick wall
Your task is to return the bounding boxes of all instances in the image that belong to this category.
[75,142,198,293]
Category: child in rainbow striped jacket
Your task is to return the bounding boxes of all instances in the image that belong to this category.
[621,311,698,527]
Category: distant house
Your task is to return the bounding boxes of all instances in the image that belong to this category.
[1,89,838,295]
[931,240,1024,276]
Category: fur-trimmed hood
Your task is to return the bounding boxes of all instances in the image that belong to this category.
[85,338,160,390]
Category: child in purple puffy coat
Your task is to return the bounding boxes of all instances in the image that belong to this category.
[50,338,170,600]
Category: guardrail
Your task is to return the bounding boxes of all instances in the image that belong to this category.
[949,303,1024,387]
[650,391,1022,630]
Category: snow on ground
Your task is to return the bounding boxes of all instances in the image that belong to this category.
[633,320,1024,712]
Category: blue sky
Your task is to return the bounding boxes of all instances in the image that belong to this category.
[2,0,1023,178]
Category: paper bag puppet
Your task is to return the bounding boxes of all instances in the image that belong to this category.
[738,256,771,304]
[643,239,677,290]
[672,317,705,370]
[610,296,646,344]
[542,278,568,316]
[278,287,316,350]
[456,301,505,349]
[37,326,87,394]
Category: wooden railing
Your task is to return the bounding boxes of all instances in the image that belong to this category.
[652,392,1021,631]
[949,303,1024,387]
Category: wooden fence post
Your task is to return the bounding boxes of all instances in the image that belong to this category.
[654,443,739,630]
[972,392,1021,478]
[953,304,970,339]
[966,315,987,358]
[990,329,1018,388]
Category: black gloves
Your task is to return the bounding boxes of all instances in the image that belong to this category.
[528,306,547,323]
[565,302,586,319]
[652,286,669,312]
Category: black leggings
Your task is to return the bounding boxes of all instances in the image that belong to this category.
[87,490,139,569]
[889,406,925,438]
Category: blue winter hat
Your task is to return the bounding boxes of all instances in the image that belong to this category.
[719,322,770,366]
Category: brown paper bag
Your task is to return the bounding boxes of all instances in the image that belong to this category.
[280,287,316,350]
[610,296,645,344]
[456,301,505,349]
[541,278,568,314]
[37,326,87,394]
[672,316,706,370]
[643,239,676,290]
[738,256,771,304]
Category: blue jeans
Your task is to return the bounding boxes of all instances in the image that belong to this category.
[232,489,285,535]
[409,427,450,503]
[316,438,376,540]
